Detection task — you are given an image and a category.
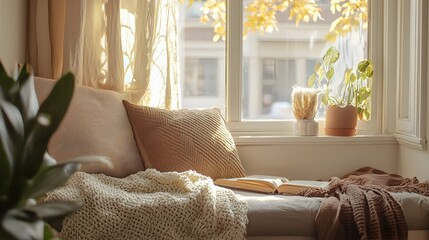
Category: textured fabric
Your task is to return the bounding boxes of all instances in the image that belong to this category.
[28,0,179,109]
[233,190,429,237]
[316,183,407,240]
[45,169,248,240]
[301,167,429,240]
[27,0,66,79]
[123,100,246,180]
[34,77,144,177]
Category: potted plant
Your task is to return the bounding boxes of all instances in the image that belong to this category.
[291,87,319,136]
[0,62,110,239]
[308,47,374,136]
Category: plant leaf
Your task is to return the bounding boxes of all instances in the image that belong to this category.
[21,114,52,179]
[358,87,371,101]
[321,94,329,106]
[0,100,16,197]
[22,73,75,178]
[349,73,357,83]
[43,224,57,240]
[326,67,335,80]
[16,71,40,126]
[307,73,316,87]
[35,72,75,133]
[0,62,18,100]
[2,208,44,240]
[357,59,370,73]
[42,152,57,167]
[363,108,371,121]
[323,47,340,66]
[357,107,371,121]
[343,68,353,84]
[25,201,82,222]
[366,60,374,78]
[314,63,322,73]
[16,64,31,85]
[0,99,24,142]
[21,162,80,200]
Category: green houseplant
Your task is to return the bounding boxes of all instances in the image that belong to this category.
[308,47,374,136]
[0,62,110,239]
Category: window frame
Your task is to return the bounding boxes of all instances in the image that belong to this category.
[225,0,384,137]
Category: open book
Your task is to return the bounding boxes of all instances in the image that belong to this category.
[214,175,329,195]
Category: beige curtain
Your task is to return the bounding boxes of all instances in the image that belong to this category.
[27,0,179,109]
[27,0,66,79]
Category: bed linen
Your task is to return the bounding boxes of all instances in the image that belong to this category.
[45,169,248,240]
[235,167,429,238]
[235,190,429,237]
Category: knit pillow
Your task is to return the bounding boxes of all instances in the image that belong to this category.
[122,100,245,180]
[34,77,144,178]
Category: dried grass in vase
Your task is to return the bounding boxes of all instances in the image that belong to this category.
[292,87,318,120]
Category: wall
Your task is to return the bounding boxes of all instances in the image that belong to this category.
[0,0,27,73]
[397,0,429,181]
[397,68,429,181]
[237,142,398,180]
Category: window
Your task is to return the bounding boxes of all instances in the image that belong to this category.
[184,58,218,97]
[243,58,297,119]
[178,2,226,111]
[178,0,382,136]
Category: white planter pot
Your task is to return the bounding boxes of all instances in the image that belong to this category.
[294,119,319,136]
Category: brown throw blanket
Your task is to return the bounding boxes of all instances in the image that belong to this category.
[301,167,429,240]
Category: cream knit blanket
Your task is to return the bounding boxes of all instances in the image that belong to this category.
[45,169,248,240]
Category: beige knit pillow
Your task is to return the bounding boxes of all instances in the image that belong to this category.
[34,77,144,178]
[123,100,245,180]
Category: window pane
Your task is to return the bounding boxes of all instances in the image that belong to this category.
[242,0,368,120]
[177,2,225,113]
[184,58,218,97]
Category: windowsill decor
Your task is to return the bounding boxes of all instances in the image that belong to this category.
[308,47,373,136]
[291,87,319,136]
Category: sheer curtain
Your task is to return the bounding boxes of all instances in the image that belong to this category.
[27,0,179,109]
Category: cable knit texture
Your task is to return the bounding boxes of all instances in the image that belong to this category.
[45,170,248,240]
[122,100,246,180]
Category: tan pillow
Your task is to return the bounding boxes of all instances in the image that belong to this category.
[34,77,144,177]
[122,100,246,180]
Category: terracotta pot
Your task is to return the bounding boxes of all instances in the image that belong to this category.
[325,105,358,136]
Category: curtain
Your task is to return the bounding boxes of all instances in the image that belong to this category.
[27,0,179,109]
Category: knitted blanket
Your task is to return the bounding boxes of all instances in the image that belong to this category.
[45,169,248,240]
[302,167,429,240]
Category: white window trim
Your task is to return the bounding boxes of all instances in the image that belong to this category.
[390,0,427,150]
[225,0,384,137]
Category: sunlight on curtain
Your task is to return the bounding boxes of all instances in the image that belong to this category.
[119,0,180,109]
[60,0,179,109]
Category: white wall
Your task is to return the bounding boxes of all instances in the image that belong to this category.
[0,0,27,73]
[397,72,429,181]
[398,146,429,181]
[397,0,429,181]
[237,143,398,180]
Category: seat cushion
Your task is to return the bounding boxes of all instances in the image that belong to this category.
[233,190,429,237]
[122,100,246,180]
[34,77,144,177]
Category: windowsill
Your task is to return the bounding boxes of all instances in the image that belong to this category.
[233,134,398,146]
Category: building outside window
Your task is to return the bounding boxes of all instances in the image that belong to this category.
[178,0,373,133]
[184,58,218,97]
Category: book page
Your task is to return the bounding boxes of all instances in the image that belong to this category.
[214,175,289,193]
[285,180,329,188]
[276,180,329,195]
[239,175,289,188]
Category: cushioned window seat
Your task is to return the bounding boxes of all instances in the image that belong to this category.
[233,190,429,239]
